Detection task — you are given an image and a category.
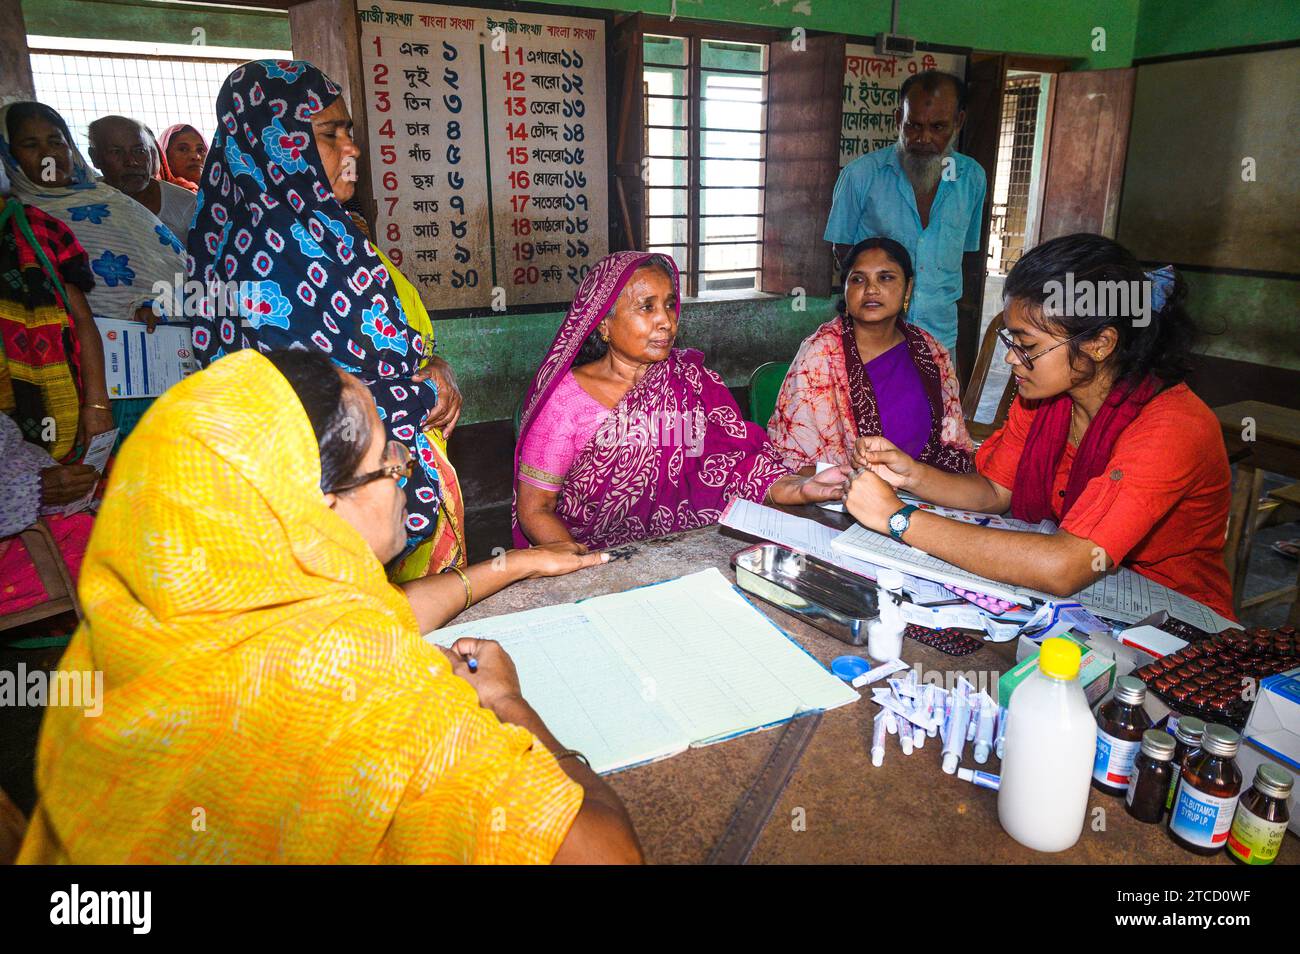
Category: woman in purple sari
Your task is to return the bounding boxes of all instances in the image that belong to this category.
[514,252,846,548]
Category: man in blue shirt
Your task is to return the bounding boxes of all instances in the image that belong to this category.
[824,71,986,357]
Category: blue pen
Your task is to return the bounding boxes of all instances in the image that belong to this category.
[467,657,478,672]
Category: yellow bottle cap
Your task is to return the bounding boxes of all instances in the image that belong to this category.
[1038,637,1082,680]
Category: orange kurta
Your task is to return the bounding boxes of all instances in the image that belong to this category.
[976,383,1233,620]
[19,350,581,864]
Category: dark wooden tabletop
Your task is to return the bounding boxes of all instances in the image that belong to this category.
[456,517,1297,865]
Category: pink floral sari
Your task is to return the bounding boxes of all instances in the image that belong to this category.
[513,252,788,548]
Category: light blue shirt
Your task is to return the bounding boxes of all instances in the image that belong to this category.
[824,146,986,354]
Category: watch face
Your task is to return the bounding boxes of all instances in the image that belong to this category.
[889,513,907,534]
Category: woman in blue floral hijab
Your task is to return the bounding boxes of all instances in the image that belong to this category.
[188,60,465,577]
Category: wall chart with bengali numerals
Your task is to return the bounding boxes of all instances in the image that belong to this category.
[358,1,609,313]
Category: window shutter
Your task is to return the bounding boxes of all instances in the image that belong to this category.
[610,14,646,252]
[760,33,846,298]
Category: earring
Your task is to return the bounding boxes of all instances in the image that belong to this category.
[600,328,609,343]
[1095,351,1103,359]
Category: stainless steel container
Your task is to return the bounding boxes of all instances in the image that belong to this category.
[731,543,881,646]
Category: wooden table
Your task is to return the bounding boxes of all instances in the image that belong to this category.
[1215,400,1300,622]
[459,517,1298,865]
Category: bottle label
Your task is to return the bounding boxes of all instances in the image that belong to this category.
[1170,785,1240,848]
[1166,764,1183,809]
[1226,803,1287,865]
[1093,730,1141,787]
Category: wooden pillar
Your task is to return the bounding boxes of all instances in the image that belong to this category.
[288,0,374,223]
[0,0,36,104]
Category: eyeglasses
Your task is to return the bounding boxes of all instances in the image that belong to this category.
[996,327,1093,372]
[324,440,413,494]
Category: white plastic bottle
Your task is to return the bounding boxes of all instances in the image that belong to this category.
[997,637,1097,852]
[867,568,906,662]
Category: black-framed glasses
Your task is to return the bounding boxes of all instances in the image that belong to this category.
[996,327,1093,372]
[325,440,413,494]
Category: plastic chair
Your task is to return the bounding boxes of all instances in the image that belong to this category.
[747,361,790,428]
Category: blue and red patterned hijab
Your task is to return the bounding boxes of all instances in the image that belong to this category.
[187,60,449,553]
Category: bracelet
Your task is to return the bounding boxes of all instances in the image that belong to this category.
[552,748,590,769]
[81,402,110,411]
[447,564,472,611]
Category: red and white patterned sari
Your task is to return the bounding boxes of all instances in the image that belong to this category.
[768,315,974,473]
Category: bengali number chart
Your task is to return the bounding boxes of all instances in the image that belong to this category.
[359,2,608,312]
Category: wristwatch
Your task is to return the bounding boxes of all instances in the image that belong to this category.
[887,504,919,542]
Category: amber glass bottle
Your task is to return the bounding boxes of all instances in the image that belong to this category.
[1168,724,1242,855]
[1092,676,1152,795]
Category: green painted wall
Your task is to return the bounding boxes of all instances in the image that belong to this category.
[535,0,1139,68]
[1134,0,1300,60]
[22,0,291,49]
[1184,273,1300,372]
[1130,1,1300,374]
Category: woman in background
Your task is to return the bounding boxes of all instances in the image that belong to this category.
[0,101,183,328]
[768,237,972,475]
[155,123,206,193]
[188,60,463,579]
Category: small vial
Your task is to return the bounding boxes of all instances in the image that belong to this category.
[1166,716,1206,810]
[1227,764,1293,866]
[1125,729,1176,824]
[871,712,887,767]
[1169,724,1243,855]
[1092,676,1152,796]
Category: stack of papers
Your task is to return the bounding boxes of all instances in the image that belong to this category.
[429,568,858,774]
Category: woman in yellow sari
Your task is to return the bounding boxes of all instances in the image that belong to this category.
[18,348,640,864]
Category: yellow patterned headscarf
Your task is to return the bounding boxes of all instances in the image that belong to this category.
[18,350,581,864]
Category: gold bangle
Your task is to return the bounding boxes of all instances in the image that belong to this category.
[447,564,472,610]
[82,402,110,411]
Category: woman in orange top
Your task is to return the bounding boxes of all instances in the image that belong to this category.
[845,233,1233,620]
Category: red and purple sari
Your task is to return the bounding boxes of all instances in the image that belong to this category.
[512,251,788,548]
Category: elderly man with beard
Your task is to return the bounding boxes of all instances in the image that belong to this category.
[87,115,195,243]
[824,71,986,356]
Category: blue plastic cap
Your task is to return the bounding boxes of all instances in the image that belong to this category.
[832,655,871,682]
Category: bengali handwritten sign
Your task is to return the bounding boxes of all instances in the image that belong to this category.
[359,1,608,311]
[839,46,966,167]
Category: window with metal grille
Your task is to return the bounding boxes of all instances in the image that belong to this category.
[987,75,1041,275]
[642,34,767,297]
[28,50,279,156]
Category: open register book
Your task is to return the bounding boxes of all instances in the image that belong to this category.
[428,568,858,774]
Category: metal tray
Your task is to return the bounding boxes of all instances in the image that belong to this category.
[731,543,880,646]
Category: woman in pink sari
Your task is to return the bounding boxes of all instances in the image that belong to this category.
[768,238,973,475]
[514,252,846,548]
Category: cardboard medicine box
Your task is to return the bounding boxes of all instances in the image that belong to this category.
[1000,634,1116,708]
[1239,666,1300,835]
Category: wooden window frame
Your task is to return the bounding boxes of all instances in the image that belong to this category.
[637,18,782,297]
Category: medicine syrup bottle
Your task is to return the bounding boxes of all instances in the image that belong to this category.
[1092,676,1152,795]
[1226,764,1293,866]
[1166,716,1205,810]
[1168,723,1242,855]
[1125,729,1175,824]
